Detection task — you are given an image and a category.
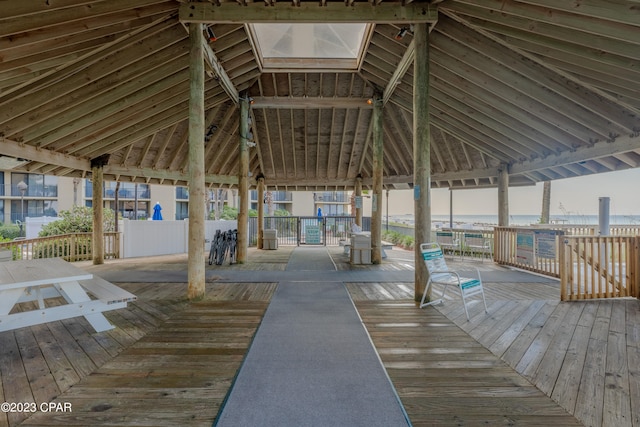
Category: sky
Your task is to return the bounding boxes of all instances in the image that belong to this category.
[384,168,640,217]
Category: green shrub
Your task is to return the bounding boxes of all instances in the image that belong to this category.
[0,224,21,240]
[219,206,238,220]
[39,206,115,237]
[401,235,415,250]
[382,230,414,250]
[274,209,291,216]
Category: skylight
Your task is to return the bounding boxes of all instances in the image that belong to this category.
[249,23,370,71]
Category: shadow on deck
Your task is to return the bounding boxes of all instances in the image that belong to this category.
[1,247,637,426]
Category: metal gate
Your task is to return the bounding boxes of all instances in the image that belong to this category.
[298,216,325,245]
[249,216,368,246]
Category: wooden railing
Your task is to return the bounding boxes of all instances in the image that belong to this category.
[437,228,495,256]
[527,224,640,237]
[494,227,563,277]
[0,233,120,261]
[560,235,639,301]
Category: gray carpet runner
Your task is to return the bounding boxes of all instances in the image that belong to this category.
[285,246,337,271]
[214,281,410,427]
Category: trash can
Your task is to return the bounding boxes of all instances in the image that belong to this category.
[350,233,371,264]
[263,229,278,250]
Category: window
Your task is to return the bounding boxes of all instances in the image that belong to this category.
[11,200,57,222]
[11,173,58,197]
[249,23,370,71]
[176,201,188,220]
[107,200,149,220]
[176,187,189,200]
[87,180,150,199]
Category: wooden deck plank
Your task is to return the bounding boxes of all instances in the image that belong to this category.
[1,250,637,427]
[29,324,82,393]
[574,301,611,427]
[533,302,586,394]
[469,300,522,346]
[19,286,275,427]
[603,301,632,427]
[501,301,559,368]
[627,300,640,427]
[13,328,60,403]
[45,321,98,378]
[0,331,34,427]
[488,300,547,357]
[551,301,598,414]
[354,299,582,426]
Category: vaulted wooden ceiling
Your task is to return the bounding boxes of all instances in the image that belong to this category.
[0,1,639,190]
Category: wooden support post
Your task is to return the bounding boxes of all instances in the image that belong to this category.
[498,164,509,227]
[257,175,265,249]
[187,23,206,301]
[237,94,250,263]
[371,95,384,264]
[91,157,106,265]
[413,22,431,302]
[355,175,363,227]
[541,181,551,224]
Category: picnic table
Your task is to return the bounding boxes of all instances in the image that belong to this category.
[0,258,136,333]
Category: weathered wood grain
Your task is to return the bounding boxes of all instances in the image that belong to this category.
[355,300,582,426]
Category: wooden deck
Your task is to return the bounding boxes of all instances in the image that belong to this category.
[0,248,638,426]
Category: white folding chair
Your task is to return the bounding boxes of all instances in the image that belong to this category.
[419,242,488,320]
[435,231,461,258]
[463,232,493,262]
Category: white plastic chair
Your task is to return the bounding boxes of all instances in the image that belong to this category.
[435,231,461,258]
[419,242,488,320]
[463,232,493,262]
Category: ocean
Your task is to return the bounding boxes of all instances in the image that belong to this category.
[390,214,640,228]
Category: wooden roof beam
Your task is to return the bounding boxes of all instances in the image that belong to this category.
[105,165,239,186]
[180,2,438,24]
[510,134,640,176]
[383,39,414,105]
[251,96,373,109]
[438,12,640,136]
[201,29,239,105]
[445,0,640,41]
[0,136,90,172]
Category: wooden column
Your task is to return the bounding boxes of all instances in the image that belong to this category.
[541,181,551,224]
[257,175,265,249]
[91,156,107,265]
[187,23,206,301]
[413,22,431,302]
[371,95,384,264]
[355,175,363,227]
[237,94,250,263]
[498,164,509,227]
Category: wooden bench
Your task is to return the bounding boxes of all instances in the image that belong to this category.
[80,276,137,306]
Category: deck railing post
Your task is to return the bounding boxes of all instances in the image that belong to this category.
[634,236,640,299]
[559,236,567,301]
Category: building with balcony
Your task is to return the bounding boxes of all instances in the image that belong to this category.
[0,171,358,226]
